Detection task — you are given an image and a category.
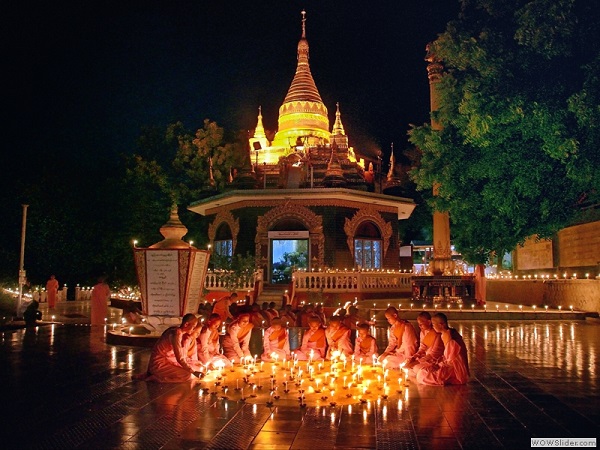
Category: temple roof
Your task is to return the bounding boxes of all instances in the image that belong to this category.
[188,188,416,219]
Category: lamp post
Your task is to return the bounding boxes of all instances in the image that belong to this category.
[16,204,29,318]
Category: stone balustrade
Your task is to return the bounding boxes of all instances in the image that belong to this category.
[292,270,413,295]
[204,270,263,292]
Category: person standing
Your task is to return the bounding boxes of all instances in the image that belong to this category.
[90,276,111,325]
[45,275,59,309]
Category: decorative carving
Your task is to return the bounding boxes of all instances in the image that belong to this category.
[344,208,393,259]
[208,210,240,254]
[255,204,324,268]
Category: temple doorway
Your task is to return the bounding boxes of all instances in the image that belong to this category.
[268,231,309,284]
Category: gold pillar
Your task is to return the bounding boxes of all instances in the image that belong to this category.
[426,44,454,276]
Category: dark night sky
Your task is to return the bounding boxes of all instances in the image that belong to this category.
[7,1,461,178]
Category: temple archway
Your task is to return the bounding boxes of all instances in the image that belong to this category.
[256,205,324,282]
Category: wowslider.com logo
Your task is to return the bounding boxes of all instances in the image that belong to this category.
[531,438,596,448]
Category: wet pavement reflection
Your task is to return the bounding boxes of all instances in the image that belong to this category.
[0,316,598,449]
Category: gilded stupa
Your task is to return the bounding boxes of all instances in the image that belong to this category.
[249,10,360,170]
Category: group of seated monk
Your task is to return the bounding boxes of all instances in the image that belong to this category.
[135,306,469,387]
[379,307,469,386]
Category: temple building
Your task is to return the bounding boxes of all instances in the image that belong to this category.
[188,11,416,286]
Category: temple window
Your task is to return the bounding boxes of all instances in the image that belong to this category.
[354,222,382,269]
[214,239,233,257]
[214,224,233,257]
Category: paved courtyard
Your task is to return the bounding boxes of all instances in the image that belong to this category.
[0,301,597,449]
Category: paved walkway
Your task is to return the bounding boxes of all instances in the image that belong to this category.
[0,301,598,449]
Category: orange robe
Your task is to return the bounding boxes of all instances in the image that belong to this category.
[90,282,111,325]
[261,326,290,361]
[145,327,203,383]
[325,325,353,359]
[353,335,378,361]
[46,278,59,308]
[293,327,326,360]
[417,328,469,385]
[222,321,254,362]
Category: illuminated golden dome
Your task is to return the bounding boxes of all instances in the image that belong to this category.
[271,10,330,150]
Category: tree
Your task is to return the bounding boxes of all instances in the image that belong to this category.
[122,120,244,252]
[409,0,600,263]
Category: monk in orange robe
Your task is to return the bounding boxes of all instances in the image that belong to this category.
[261,318,291,361]
[406,311,443,375]
[222,313,254,363]
[353,323,378,361]
[325,315,353,359]
[377,306,419,369]
[45,275,59,309]
[292,316,327,361]
[137,314,204,383]
[417,312,469,385]
[90,276,111,325]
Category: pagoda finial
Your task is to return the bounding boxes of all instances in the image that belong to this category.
[332,102,346,136]
[387,143,396,180]
[253,105,266,139]
[301,10,306,39]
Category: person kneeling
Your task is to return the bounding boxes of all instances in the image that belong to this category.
[136,314,204,383]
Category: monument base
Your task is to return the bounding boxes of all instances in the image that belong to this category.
[412,275,475,303]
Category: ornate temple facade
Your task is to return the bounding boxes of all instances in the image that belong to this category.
[188,11,416,286]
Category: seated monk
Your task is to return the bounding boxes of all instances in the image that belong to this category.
[260,318,291,362]
[406,311,444,375]
[292,316,326,361]
[197,313,232,369]
[417,313,469,386]
[222,313,254,363]
[136,313,204,383]
[378,306,419,369]
[353,323,378,362]
[325,315,353,359]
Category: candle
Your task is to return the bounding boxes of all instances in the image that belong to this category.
[241,388,244,398]
[260,361,264,371]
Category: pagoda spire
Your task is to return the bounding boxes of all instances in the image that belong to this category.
[271,10,329,150]
[331,102,346,136]
[282,10,323,103]
[253,106,266,140]
[386,143,395,180]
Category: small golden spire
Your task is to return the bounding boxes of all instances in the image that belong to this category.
[301,10,306,39]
